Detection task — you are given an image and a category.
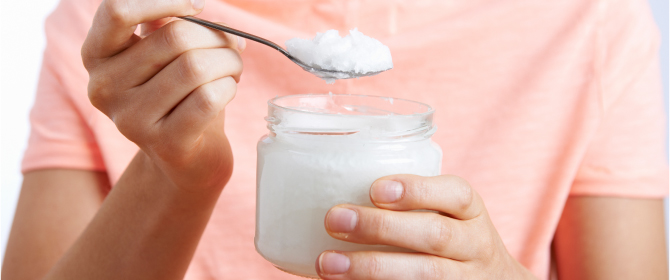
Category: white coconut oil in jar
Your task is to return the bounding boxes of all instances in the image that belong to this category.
[255,94,442,278]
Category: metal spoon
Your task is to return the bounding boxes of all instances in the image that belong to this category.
[179,16,388,80]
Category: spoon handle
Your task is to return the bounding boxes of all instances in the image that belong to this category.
[179,16,291,57]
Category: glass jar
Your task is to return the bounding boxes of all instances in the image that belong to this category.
[255,93,442,278]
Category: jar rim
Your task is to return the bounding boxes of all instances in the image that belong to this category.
[266,93,436,141]
[267,93,435,118]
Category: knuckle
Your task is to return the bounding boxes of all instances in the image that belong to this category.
[369,213,393,241]
[81,45,95,71]
[103,0,132,26]
[233,53,244,74]
[162,21,192,52]
[198,78,237,114]
[452,176,474,213]
[192,85,219,117]
[428,217,452,254]
[231,51,244,73]
[363,254,385,279]
[221,77,237,103]
[87,84,105,110]
[178,51,207,84]
[219,49,244,74]
[414,178,431,201]
[87,74,114,111]
[421,259,446,280]
[407,176,434,206]
[477,233,498,262]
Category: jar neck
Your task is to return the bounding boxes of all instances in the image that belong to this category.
[266,94,436,142]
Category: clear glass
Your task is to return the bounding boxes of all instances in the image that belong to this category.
[255,94,442,278]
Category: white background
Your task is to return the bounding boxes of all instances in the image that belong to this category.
[1,0,668,264]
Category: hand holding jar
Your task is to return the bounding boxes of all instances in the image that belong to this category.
[317,174,538,280]
[256,94,538,279]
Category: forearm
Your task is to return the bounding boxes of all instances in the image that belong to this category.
[44,151,225,280]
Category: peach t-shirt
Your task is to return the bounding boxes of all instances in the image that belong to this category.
[23,0,668,279]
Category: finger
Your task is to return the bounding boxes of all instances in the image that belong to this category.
[133,47,242,121]
[316,251,463,280]
[140,18,174,37]
[156,76,236,155]
[369,174,485,220]
[82,0,204,62]
[88,47,241,131]
[325,205,481,260]
[109,19,242,87]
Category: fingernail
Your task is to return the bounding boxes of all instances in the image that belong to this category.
[191,0,205,10]
[326,207,357,233]
[319,252,350,275]
[371,180,403,203]
[237,36,246,51]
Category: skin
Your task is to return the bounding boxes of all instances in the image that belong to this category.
[2,170,109,280]
[2,0,667,279]
[5,0,243,279]
[315,175,668,280]
[317,175,537,279]
[554,196,668,280]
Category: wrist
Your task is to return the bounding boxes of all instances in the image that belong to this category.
[139,139,233,193]
[121,150,226,206]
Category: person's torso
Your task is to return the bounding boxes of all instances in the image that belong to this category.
[85,1,606,278]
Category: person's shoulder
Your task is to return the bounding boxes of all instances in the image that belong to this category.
[598,0,659,33]
[594,0,660,108]
[38,0,104,125]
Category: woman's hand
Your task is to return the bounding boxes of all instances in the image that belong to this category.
[81,0,245,192]
[12,2,248,279]
[318,174,538,279]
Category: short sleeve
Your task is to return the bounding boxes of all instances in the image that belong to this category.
[21,0,105,173]
[570,0,668,197]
